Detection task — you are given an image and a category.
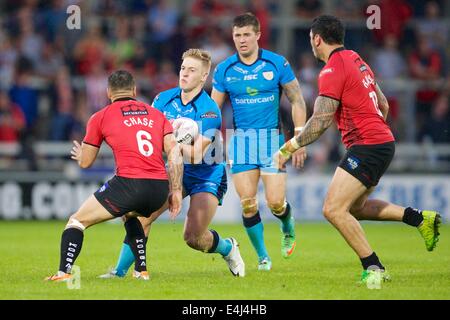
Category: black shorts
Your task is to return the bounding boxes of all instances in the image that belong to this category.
[94,176,169,218]
[338,142,395,188]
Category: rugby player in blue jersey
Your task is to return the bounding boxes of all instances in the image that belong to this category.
[100,49,245,279]
[211,13,308,271]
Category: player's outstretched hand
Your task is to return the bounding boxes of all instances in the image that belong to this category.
[273,150,288,170]
[168,189,182,220]
[292,147,307,169]
[70,140,82,162]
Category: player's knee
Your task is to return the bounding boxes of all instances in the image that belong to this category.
[322,201,338,223]
[240,197,258,217]
[268,200,286,215]
[66,215,87,231]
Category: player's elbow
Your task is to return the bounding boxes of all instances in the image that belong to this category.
[78,159,93,169]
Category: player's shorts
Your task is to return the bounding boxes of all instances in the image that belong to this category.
[94,175,169,218]
[183,164,227,205]
[228,129,285,175]
[338,141,395,188]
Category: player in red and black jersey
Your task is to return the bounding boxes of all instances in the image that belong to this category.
[46,70,183,282]
[275,15,441,284]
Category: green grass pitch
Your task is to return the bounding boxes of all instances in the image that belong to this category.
[0,220,448,300]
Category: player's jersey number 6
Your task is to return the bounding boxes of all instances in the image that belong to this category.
[136,130,153,157]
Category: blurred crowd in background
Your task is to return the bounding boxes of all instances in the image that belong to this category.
[0,0,449,172]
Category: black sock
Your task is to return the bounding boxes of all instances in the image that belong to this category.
[125,218,147,272]
[242,211,261,228]
[272,203,291,220]
[133,236,148,272]
[402,207,424,227]
[360,252,384,270]
[207,229,220,253]
[59,228,84,273]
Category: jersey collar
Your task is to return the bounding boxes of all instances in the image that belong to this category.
[328,46,345,60]
[178,88,203,110]
[112,97,136,102]
[237,48,262,66]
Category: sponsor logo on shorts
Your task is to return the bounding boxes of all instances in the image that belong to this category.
[98,182,108,193]
[346,156,360,170]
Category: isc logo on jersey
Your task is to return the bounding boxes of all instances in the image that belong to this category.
[244,74,258,81]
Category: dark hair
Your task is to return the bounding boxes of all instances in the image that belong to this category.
[311,15,345,45]
[108,70,135,91]
[232,12,260,33]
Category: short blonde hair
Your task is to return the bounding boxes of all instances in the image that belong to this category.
[182,48,212,71]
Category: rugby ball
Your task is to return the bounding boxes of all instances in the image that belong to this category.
[172,117,199,145]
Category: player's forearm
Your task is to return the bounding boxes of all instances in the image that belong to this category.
[279,96,338,157]
[211,89,226,109]
[292,100,307,133]
[283,79,307,131]
[78,143,99,169]
[167,145,183,191]
[280,115,331,158]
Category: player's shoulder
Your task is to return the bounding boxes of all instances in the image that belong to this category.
[198,90,220,111]
[215,53,239,73]
[260,49,290,67]
[320,49,349,76]
[153,87,180,105]
[155,87,180,100]
[89,104,110,121]
[330,48,356,65]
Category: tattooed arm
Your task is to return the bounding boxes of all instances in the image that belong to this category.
[281,79,308,168]
[274,96,339,167]
[163,133,183,218]
[294,95,339,147]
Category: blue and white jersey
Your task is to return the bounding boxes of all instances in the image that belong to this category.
[212,48,296,130]
[152,87,225,182]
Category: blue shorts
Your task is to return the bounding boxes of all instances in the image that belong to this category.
[183,164,228,205]
[228,129,286,175]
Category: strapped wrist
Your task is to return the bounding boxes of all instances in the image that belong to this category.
[279,147,292,159]
[294,126,304,133]
[289,137,301,150]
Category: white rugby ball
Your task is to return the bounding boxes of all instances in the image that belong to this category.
[172,117,199,144]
